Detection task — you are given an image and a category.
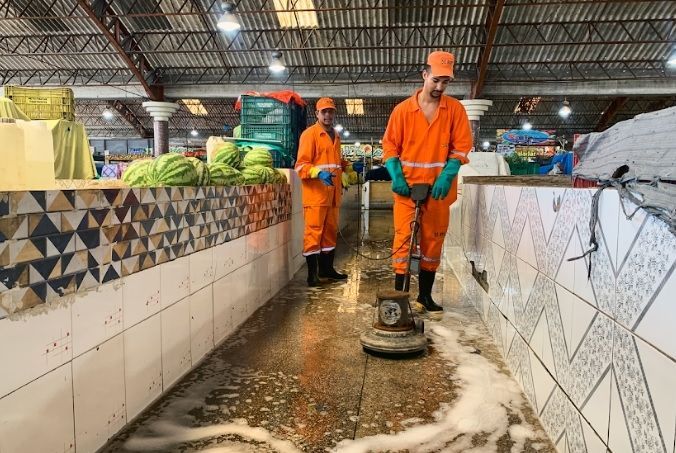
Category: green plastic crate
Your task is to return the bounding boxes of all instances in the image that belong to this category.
[241,124,299,162]
[509,162,540,175]
[233,138,295,168]
[240,95,305,126]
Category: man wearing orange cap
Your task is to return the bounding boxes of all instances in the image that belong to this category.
[382,51,473,315]
[295,97,351,286]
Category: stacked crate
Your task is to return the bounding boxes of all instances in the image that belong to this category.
[3,85,75,121]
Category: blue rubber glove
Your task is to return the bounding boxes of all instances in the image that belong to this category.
[431,159,462,200]
[384,157,410,197]
[318,170,335,186]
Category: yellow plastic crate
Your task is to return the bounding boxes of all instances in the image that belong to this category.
[3,85,75,121]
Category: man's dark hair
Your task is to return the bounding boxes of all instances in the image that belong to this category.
[423,64,431,73]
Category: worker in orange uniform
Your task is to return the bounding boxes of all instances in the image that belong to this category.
[295,97,351,286]
[382,51,473,315]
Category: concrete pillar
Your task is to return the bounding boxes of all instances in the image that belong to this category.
[460,100,493,150]
[142,101,180,156]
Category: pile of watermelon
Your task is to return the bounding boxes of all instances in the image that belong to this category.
[120,142,288,188]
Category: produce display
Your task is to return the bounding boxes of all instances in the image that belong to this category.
[119,144,287,188]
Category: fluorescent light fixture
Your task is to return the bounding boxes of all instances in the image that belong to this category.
[182,99,209,116]
[334,124,344,133]
[273,0,318,28]
[482,141,490,149]
[269,51,286,73]
[345,98,364,116]
[190,129,199,137]
[343,130,350,137]
[102,109,114,120]
[522,121,532,130]
[559,99,572,119]
[217,4,241,32]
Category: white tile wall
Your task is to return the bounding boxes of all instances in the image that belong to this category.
[454,183,676,453]
[189,247,214,293]
[0,363,75,453]
[71,281,124,358]
[160,255,190,309]
[73,334,126,453]
[0,212,300,452]
[190,285,214,365]
[0,302,72,398]
[123,314,163,421]
[122,266,161,329]
[161,296,191,389]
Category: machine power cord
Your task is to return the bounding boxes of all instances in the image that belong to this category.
[337,218,419,261]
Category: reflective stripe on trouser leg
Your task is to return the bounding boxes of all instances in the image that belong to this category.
[392,196,417,273]
[320,206,338,251]
[419,197,451,272]
[303,206,338,255]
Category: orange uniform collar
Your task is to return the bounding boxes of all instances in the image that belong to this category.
[407,89,450,113]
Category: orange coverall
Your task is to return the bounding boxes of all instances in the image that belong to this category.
[295,122,349,256]
[382,89,473,273]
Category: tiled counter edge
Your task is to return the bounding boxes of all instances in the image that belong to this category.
[446,183,676,453]
[0,171,306,453]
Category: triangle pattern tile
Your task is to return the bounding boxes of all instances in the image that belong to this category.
[122,189,140,206]
[122,223,140,241]
[28,213,60,237]
[29,256,61,283]
[122,256,140,276]
[112,206,131,225]
[20,283,48,309]
[0,193,8,217]
[10,238,45,263]
[62,250,88,275]
[46,274,76,298]
[102,189,122,206]
[46,190,75,211]
[76,268,100,291]
[112,241,131,261]
[0,215,28,241]
[102,262,121,284]
[88,209,111,228]
[76,229,100,250]
[131,239,147,256]
[140,188,156,204]
[75,190,101,210]
[12,191,47,215]
[0,264,28,291]
[132,205,148,222]
[155,248,169,265]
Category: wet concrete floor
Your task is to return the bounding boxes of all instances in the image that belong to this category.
[102,211,555,453]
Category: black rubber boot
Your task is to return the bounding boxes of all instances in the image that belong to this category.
[417,270,443,313]
[318,250,348,280]
[394,273,405,291]
[306,255,320,287]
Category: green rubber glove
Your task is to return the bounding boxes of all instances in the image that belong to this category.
[431,159,462,200]
[384,157,410,197]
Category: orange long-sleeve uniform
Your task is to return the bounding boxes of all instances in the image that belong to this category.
[295,122,349,256]
[382,89,473,273]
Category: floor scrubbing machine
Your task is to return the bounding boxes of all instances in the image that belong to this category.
[360,184,430,356]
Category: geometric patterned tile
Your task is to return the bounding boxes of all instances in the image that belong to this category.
[9,237,46,263]
[101,261,122,284]
[28,256,61,284]
[61,210,88,232]
[10,191,46,215]
[87,209,111,228]
[0,192,8,216]
[28,212,61,237]
[0,263,28,291]
[45,190,75,211]
[0,215,28,241]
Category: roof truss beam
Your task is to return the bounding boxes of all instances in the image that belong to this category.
[595,97,628,131]
[471,0,505,99]
[109,100,152,138]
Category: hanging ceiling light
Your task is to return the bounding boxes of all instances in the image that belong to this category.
[102,109,114,120]
[559,99,572,119]
[334,124,344,133]
[190,129,199,137]
[667,49,676,67]
[482,141,490,149]
[343,130,350,137]
[354,141,361,147]
[522,121,532,130]
[217,3,241,32]
[269,51,286,73]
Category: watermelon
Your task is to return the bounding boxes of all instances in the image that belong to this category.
[121,159,152,187]
[213,142,241,168]
[241,164,275,184]
[187,157,210,186]
[147,153,198,186]
[208,163,244,186]
[274,169,288,184]
[242,147,274,168]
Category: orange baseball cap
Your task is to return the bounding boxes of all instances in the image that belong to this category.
[316,97,336,110]
[426,51,455,78]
